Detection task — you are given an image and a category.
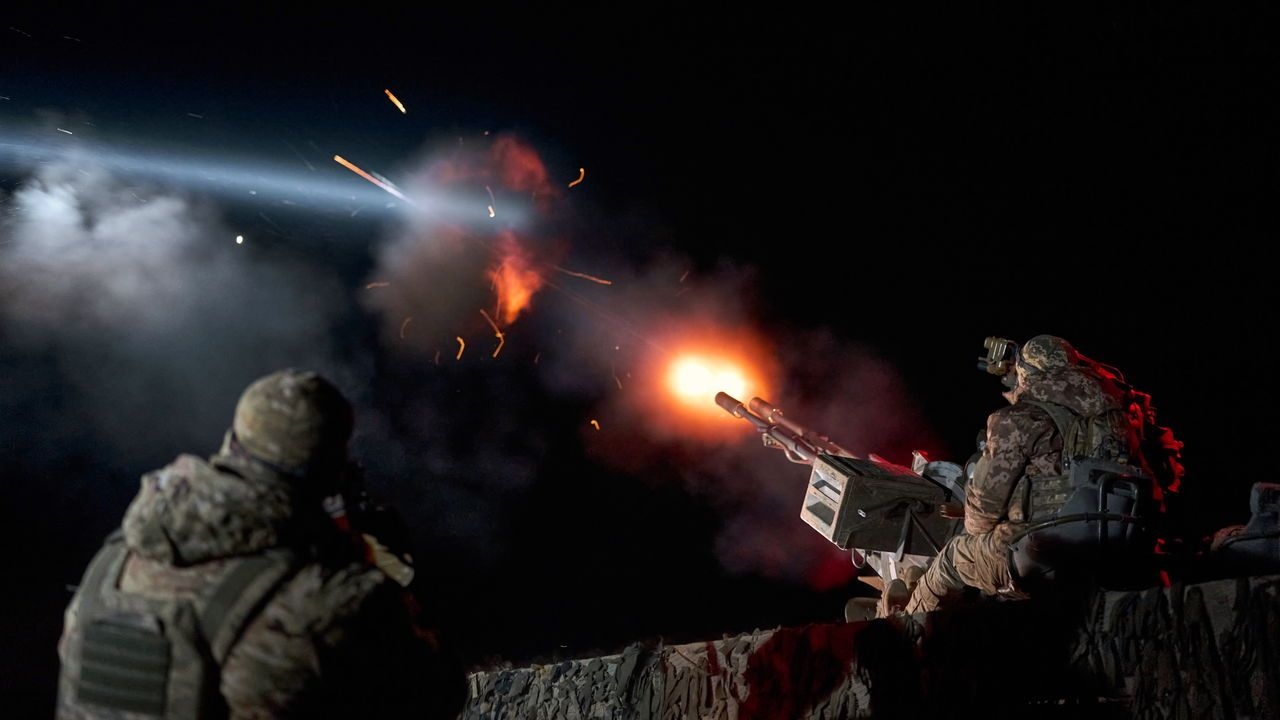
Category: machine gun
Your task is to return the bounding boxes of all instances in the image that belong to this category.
[716,391,966,581]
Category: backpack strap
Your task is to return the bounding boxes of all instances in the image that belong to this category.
[200,548,302,664]
[1021,400,1079,462]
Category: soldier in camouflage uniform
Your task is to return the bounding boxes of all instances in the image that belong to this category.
[893,335,1142,615]
[57,369,467,719]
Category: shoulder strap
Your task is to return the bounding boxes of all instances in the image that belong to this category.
[1020,399,1078,450]
[1016,401,1078,520]
[200,548,302,663]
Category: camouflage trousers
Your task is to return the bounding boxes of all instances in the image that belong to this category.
[905,527,1018,614]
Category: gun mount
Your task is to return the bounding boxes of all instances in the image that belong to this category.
[717,391,965,577]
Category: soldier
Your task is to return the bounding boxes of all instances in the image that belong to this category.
[885,335,1148,615]
[56,369,467,719]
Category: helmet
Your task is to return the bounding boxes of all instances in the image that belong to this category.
[231,369,354,477]
[1016,334,1079,374]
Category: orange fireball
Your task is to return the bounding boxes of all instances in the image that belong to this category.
[488,231,544,325]
[636,325,776,439]
[666,354,751,409]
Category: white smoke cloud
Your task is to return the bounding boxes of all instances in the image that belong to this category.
[0,159,349,468]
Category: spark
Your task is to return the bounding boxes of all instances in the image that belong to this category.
[612,364,623,390]
[365,281,391,289]
[533,352,541,364]
[590,420,601,430]
[333,155,410,203]
[485,185,497,218]
[384,89,407,114]
[479,309,506,358]
[187,113,204,119]
[399,317,413,339]
[552,265,612,285]
[679,270,690,283]
[455,337,466,360]
[487,205,495,218]
[434,350,441,365]
[56,128,73,135]
[235,235,244,244]
[568,167,585,188]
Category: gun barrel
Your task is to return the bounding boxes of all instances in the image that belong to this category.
[715,391,747,417]
[747,397,854,457]
[747,397,807,437]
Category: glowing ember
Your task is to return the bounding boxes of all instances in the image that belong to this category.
[553,265,612,285]
[479,309,506,358]
[384,89,407,113]
[590,419,601,430]
[333,155,410,202]
[487,205,495,218]
[568,167,585,188]
[235,235,244,245]
[399,317,413,339]
[365,281,390,289]
[455,336,465,360]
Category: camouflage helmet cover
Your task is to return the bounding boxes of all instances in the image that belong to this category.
[231,369,354,475]
[1016,334,1079,374]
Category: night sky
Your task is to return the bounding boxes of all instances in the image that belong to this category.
[3,5,1279,713]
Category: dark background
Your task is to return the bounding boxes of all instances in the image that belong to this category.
[3,4,1278,714]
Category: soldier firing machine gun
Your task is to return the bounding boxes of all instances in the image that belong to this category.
[716,391,967,584]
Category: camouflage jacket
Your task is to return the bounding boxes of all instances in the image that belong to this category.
[58,447,465,719]
[963,366,1131,536]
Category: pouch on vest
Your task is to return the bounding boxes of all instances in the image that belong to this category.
[59,530,299,718]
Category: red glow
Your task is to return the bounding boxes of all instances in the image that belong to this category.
[491,136,554,196]
[806,550,858,591]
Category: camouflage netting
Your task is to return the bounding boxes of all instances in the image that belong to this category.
[464,575,1280,719]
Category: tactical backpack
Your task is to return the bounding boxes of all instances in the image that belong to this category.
[58,530,300,718]
[1007,399,1156,588]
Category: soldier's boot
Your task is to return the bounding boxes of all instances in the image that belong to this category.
[844,597,880,623]
[876,578,912,618]
[900,565,924,593]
